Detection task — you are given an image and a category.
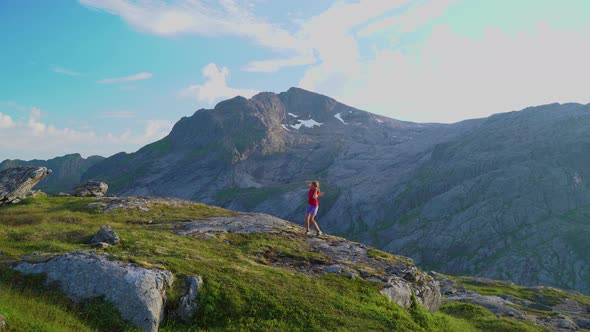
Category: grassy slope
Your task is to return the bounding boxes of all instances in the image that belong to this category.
[0,196,545,331]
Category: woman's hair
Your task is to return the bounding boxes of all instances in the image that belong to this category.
[312,181,320,189]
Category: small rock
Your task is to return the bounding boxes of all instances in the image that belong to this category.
[526,302,552,311]
[54,192,71,197]
[555,317,578,330]
[575,318,590,329]
[89,242,111,249]
[26,189,45,198]
[176,276,203,322]
[73,180,108,197]
[0,313,6,330]
[323,265,343,274]
[90,225,120,245]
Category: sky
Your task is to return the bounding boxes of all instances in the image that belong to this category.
[1,0,590,160]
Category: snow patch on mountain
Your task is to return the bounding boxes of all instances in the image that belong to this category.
[291,119,323,129]
[288,113,299,118]
[334,113,347,125]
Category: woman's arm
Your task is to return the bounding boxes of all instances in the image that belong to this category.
[313,189,323,199]
[305,181,312,188]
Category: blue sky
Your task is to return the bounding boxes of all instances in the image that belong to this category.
[1,0,590,160]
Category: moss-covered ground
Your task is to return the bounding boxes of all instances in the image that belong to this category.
[0,196,551,331]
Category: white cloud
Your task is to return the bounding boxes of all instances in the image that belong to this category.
[326,23,590,123]
[357,0,460,37]
[242,54,317,73]
[0,113,15,128]
[51,65,82,76]
[104,119,173,145]
[179,63,258,105]
[97,72,153,84]
[0,107,174,160]
[79,0,307,52]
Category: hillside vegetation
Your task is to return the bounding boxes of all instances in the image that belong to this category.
[0,196,551,331]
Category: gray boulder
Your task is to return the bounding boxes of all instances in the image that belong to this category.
[380,277,413,309]
[176,276,203,323]
[73,180,108,197]
[13,251,173,332]
[0,166,51,205]
[575,317,590,329]
[90,225,120,245]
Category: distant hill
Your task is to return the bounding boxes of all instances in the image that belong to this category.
[0,153,104,193]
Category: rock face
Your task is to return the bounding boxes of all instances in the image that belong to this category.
[0,153,104,194]
[13,251,173,332]
[0,166,52,205]
[90,225,121,245]
[382,103,590,294]
[176,276,203,322]
[73,180,108,197]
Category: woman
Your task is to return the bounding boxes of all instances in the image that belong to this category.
[304,180,324,236]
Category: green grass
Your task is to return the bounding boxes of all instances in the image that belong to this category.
[0,196,465,331]
[0,269,138,331]
[448,275,590,308]
[0,196,565,331]
[439,302,543,332]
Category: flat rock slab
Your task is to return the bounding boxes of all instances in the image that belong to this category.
[173,213,294,235]
[87,196,196,212]
[13,251,173,332]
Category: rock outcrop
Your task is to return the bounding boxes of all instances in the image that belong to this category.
[73,180,108,197]
[13,251,173,332]
[176,276,203,322]
[174,213,293,235]
[86,196,194,212]
[0,166,52,205]
[89,225,121,246]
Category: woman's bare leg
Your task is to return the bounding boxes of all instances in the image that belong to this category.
[310,215,321,232]
[305,213,311,231]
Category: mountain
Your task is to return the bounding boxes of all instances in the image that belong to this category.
[82,88,590,294]
[0,153,104,193]
[379,103,590,293]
